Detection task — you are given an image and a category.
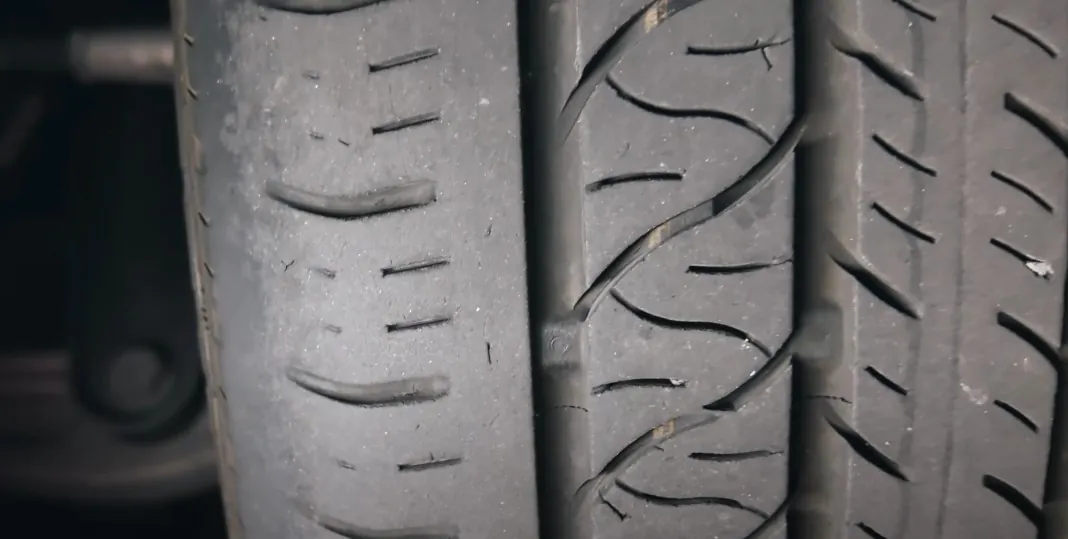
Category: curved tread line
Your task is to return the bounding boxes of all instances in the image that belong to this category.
[982,474,1042,526]
[891,0,937,21]
[369,48,440,73]
[615,480,769,518]
[372,112,441,135]
[686,36,790,56]
[872,132,938,176]
[822,401,910,481]
[827,234,923,319]
[316,513,459,539]
[1005,92,1068,154]
[386,314,452,333]
[991,169,1054,213]
[688,255,792,275]
[257,0,389,14]
[703,329,800,412]
[557,0,708,143]
[586,171,684,192]
[689,449,783,462]
[610,289,773,358]
[996,310,1060,368]
[829,23,925,100]
[571,113,807,321]
[265,179,436,219]
[863,365,909,396]
[872,201,938,244]
[992,13,1059,58]
[856,522,890,539]
[397,455,463,472]
[993,399,1039,433]
[606,75,774,143]
[591,377,687,395]
[381,256,450,277]
[286,367,449,406]
[739,494,791,539]
[990,237,1046,264]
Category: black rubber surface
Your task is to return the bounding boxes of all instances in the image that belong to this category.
[172,0,1068,538]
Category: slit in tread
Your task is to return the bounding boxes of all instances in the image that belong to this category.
[992,13,1059,58]
[686,36,790,56]
[689,449,783,462]
[592,377,687,395]
[386,314,452,333]
[991,169,1054,213]
[996,310,1060,368]
[864,365,909,396]
[315,513,459,539]
[381,257,450,277]
[993,399,1039,433]
[266,179,435,219]
[822,401,910,481]
[828,23,926,100]
[1005,92,1068,155]
[369,48,439,73]
[872,201,937,244]
[983,474,1042,526]
[372,112,441,135]
[891,0,937,21]
[258,0,390,14]
[615,480,769,518]
[586,171,684,192]
[827,234,923,319]
[688,256,792,275]
[856,522,890,539]
[606,75,773,143]
[872,132,938,176]
[397,455,463,472]
[286,367,449,406]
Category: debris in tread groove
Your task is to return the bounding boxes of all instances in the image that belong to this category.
[989,237,1053,279]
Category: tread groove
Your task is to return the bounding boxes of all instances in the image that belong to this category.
[605,75,774,143]
[890,0,937,21]
[381,256,450,277]
[827,233,923,319]
[369,48,440,73]
[397,455,463,472]
[372,112,441,135]
[992,13,1059,58]
[872,201,938,244]
[314,513,460,539]
[615,480,769,518]
[686,36,791,56]
[687,256,792,275]
[591,377,687,395]
[822,401,910,481]
[286,367,450,406]
[991,169,1054,213]
[855,522,890,539]
[689,449,784,462]
[872,132,938,176]
[265,179,436,219]
[828,22,926,100]
[257,0,390,14]
[996,310,1060,368]
[385,314,453,333]
[863,365,909,396]
[983,474,1042,526]
[585,171,684,192]
[1004,92,1068,154]
[993,399,1039,433]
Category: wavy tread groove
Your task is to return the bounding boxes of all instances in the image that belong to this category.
[991,169,1054,213]
[1005,92,1068,155]
[266,180,435,219]
[872,132,938,176]
[992,13,1059,58]
[983,474,1042,526]
[615,480,769,518]
[872,201,937,244]
[286,367,449,406]
[572,114,806,321]
[606,75,773,143]
[586,171,684,192]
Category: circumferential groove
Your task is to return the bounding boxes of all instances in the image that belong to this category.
[609,289,773,358]
[266,179,436,219]
[571,113,806,321]
[315,513,460,539]
[892,0,937,21]
[591,377,687,395]
[689,448,783,462]
[863,365,909,396]
[369,48,440,73]
[856,522,890,539]
[372,112,441,135]
[606,75,774,143]
[614,480,769,518]
[993,399,1039,433]
[1005,92,1068,154]
[872,201,937,244]
[397,455,463,472]
[822,401,910,481]
[688,255,792,275]
[991,169,1054,213]
[872,132,938,176]
[992,13,1059,58]
[286,367,450,406]
[982,474,1042,526]
[257,0,390,14]
[557,0,709,143]
[687,36,790,56]
[996,310,1060,367]
[827,234,923,319]
[386,314,452,333]
[829,23,927,100]
[586,171,684,192]
[381,256,450,277]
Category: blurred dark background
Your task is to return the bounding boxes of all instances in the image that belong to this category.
[0,1,225,537]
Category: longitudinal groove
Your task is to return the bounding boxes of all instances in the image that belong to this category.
[381,256,450,277]
[266,180,436,219]
[863,365,909,396]
[585,171,684,193]
[1004,92,1068,155]
[610,290,774,357]
[686,36,791,56]
[991,13,1059,58]
[286,367,449,406]
[789,0,857,536]
[591,377,687,395]
[992,399,1039,433]
[872,132,938,176]
[614,480,769,518]
[571,114,806,321]
[872,201,938,244]
[369,48,439,73]
[314,512,460,539]
[606,75,774,143]
[688,255,792,275]
[828,22,926,100]
[689,448,784,462]
[983,474,1042,527]
[257,0,389,14]
[556,0,708,144]
[991,169,1054,213]
[827,233,923,319]
[372,112,440,135]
